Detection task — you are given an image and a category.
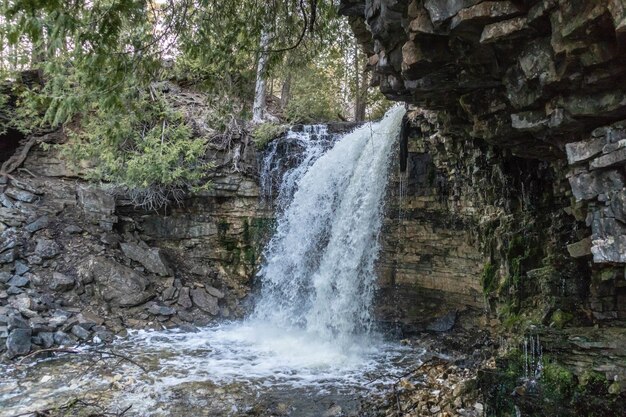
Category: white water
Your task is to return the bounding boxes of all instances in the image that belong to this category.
[0,106,417,416]
[254,107,405,341]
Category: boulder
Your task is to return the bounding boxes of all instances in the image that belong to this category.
[190,288,219,315]
[120,242,172,276]
[205,286,225,299]
[6,328,32,357]
[147,304,176,316]
[5,187,36,203]
[178,287,193,309]
[71,324,90,341]
[49,272,75,292]
[7,275,29,288]
[25,215,49,233]
[81,257,153,307]
[35,239,60,259]
[14,260,29,275]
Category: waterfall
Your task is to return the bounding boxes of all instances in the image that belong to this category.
[259,124,338,208]
[253,106,406,341]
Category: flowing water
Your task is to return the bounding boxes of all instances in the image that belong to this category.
[0,107,423,417]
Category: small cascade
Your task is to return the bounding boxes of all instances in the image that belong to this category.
[253,106,406,341]
[258,124,338,208]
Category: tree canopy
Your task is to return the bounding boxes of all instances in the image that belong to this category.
[0,0,390,208]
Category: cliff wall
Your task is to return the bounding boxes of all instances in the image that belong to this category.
[343,0,626,411]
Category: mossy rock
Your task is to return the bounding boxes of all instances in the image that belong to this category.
[550,309,573,329]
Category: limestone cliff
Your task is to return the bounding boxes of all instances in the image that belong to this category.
[342,0,626,412]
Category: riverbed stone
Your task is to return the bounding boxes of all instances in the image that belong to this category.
[190,289,219,315]
[6,328,32,357]
[7,275,29,288]
[71,324,90,340]
[35,239,60,259]
[14,260,29,276]
[25,215,49,233]
[5,187,36,203]
[178,287,193,309]
[49,272,75,292]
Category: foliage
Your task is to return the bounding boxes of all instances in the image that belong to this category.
[481,262,498,295]
[63,88,212,209]
[0,0,391,207]
[252,123,286,149]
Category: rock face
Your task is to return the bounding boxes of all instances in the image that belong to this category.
[342,0,626,410]
[0,87,272,359]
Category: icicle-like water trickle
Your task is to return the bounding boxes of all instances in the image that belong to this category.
[253,107,406,341]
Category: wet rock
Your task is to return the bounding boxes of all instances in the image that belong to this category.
[39,332,55,348]
[71,324,91,340]
[427,310,457,332]
[53,330,74,346]
[35,238,60,259]
[190,288,219,315]
[120,242,172,276]
[49,272,75,292]
[93,326,115,343]
[178,323,200,333]
[323,404,343,417]
[6,328,32,357]
[25,215,49,233]
[147,304,176,316]
[7,275,29,288]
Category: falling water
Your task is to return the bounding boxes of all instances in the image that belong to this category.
[0,107,417,416]
[259,125,338,208]
[253,106,406,340]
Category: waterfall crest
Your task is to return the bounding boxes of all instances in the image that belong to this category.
[253,106,406,341]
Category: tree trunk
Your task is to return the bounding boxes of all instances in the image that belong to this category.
[280,72,292,110]
[354,43,367,122]
[252,30,270,124]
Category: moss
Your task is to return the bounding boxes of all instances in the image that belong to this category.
[217,219,229,238]
[550,309,573,329]
[542,361,576,400]
[481,262,498,295]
